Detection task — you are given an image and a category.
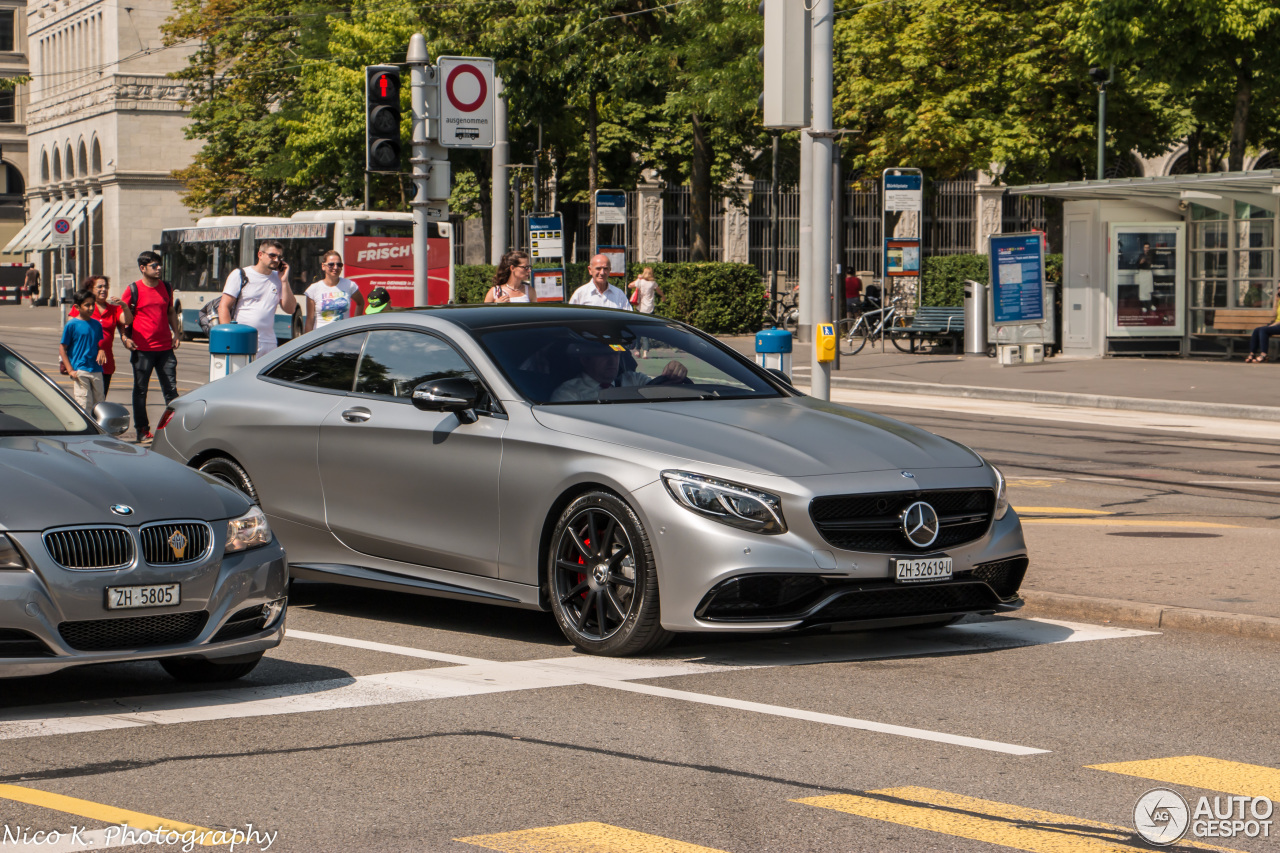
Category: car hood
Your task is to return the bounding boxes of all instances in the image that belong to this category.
[0,436,247,532]
[531,396,982,477]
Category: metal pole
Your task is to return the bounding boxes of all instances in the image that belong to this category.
[809,0,833,401]
[491,77,509,262]
[407,33,430,305]
[1096,82,1107,180]
[512,171,521,252]
[769,131,780,315]
[832,138,841,371]
[798,131,812,343]
[533,119,542,213]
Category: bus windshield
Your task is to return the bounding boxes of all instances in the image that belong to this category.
[161,226,242,293]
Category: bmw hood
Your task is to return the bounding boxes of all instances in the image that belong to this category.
[532,396,983,477]
[0,436,247,532]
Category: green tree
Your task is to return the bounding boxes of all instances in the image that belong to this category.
[1072,0,1280,170]
[833,0,1176,183]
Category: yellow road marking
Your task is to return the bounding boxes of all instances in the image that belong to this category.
[0,783,213,836]
[1015,507,1113,515]
[1008,479,1064,487]
[1021,518,1240,529]
[795,787,1244,852]
[1088,756,1280,801]
[456,821,730,853]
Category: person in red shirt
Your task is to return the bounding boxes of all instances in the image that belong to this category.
[120,251,181,442]
[844,271,863,317]
[68,277,125,394]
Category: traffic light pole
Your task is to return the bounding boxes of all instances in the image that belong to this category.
[809,0,833,401]
[407,34,434,306]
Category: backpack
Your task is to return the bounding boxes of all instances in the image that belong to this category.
[123,279,173,338]
[197,269,249,333]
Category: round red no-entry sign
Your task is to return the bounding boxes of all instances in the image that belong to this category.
[445,64,487,112]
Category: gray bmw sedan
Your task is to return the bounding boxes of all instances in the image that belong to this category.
[156,306,1027,656]
[0,342,287,680]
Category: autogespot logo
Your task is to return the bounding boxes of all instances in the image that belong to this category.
[1134,789,1190,846]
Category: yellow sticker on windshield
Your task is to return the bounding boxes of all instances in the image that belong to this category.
[609,344,626,351]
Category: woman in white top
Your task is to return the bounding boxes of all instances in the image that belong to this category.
[304,250,365,332]
[628,267,664,358]
[485,250,532,303]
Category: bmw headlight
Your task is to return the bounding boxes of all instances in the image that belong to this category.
[0,534,27,570]
[661,471,787,534]
[225,506,272,553]
[993,465,1010,520]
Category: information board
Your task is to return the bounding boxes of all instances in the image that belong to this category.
[989,233,1045,326]
[437,57,495,149]
[528,214,563,260]
[532,269,565,302]
[595,191,627,225]
[883,174,923,212]
[883,240,920,276]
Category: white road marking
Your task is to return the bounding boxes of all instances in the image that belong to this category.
[817,387,1280,440]
[0,619,1150,753]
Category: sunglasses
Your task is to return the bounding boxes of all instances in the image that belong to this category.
[325,262,344,269]
[262,252,283,260]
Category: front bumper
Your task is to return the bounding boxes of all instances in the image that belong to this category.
[0,537,288,679]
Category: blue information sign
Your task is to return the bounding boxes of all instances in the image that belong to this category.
[989,233,1045,326]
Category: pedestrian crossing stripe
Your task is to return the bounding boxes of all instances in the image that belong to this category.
[794,787,1245,852]
[456,821,729,852]
[1087,756,1280,801]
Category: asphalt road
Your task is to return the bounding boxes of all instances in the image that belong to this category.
[1,306,1277,851]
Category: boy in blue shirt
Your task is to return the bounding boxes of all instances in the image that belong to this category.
[59,289,106,412]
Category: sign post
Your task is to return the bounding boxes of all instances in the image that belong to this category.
[880,169,922,348]
[988,232,1046,361]
[528,213,566,302]
[593,190,627,281]
[51,216,74,331]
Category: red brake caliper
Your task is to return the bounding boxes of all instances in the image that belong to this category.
[577,536,590,599]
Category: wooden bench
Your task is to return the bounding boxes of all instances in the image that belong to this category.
[1194,308,1279,358]
[900,306,965,353]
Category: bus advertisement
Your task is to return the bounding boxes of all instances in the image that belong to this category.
[161,211,452,340]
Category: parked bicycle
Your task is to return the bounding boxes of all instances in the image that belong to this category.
[838,295,912,355]
[763,288,799,332]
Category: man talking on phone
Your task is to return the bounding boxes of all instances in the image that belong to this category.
[218,239,298,358]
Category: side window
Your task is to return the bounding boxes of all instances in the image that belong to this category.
[265,332,366,391]
[354,329,481,402]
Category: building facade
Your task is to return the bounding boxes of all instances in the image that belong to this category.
[7,0,200,297]
[0,0,29,266]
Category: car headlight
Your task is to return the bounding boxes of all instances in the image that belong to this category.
[225,506,272,553]
[993,465,1010,520]
[0,534,27,570]
[661,470,787,534]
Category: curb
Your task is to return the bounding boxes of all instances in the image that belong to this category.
[813,377,1280,423]
[1021,590,1280,642]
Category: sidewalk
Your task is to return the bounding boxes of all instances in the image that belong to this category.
[722,335,1280,643]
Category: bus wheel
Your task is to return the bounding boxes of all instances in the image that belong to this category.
[291,313,303,340]
[177,304,194,341]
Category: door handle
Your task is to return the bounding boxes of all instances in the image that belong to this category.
[341,408,371,423]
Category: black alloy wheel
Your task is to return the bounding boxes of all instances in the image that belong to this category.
[197,456,259,504]
[548,492,671,656]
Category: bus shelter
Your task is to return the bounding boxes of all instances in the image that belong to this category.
[1007,170,1280,358]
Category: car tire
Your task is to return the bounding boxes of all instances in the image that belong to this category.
[160,652,264,683]
[291,312,303,341]
[197,456,259,504]
[547,491,672,656]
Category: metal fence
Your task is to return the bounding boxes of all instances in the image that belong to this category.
[663,185,724,262]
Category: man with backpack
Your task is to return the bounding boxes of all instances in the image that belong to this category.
[121,250,181,443]
[218,239,297,358]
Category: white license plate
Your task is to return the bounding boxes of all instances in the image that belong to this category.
[105,583,181,610]
[892,557,953,584]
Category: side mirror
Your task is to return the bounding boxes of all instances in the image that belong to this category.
[411,377,480,424]
[93,402,131,436]
[765,367,793,386]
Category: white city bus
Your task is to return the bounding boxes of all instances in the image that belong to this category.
[160,210,454,339]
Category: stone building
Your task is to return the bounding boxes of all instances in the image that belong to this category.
[3,0,200,297]
[0,0,29,265]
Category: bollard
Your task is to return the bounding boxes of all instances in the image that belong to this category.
[755,327,793,378]
[208,324,257,382]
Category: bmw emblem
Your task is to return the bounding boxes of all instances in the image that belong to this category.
[900,471,915,479]
[901,501,940,549]
[109,505,134,516]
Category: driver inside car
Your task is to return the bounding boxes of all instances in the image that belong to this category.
[550,340,688,402]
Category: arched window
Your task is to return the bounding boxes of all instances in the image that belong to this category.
[64,144,74,178]
[40,150,49,183]
[90,137,101,174]
[1104,154,1143,180]
[51,148,61,181]
[1167,153,1195,175]
[1251,151,1280,171]
[4,164,25,196]
[77,140,87,176]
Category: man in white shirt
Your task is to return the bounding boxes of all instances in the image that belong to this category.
[568,254,633,310]
[218,239,299,357]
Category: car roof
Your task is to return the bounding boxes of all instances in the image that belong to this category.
[400,304,674,334]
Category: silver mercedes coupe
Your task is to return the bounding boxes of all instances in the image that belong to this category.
[0,342,287,680]
[156,306,1027,656]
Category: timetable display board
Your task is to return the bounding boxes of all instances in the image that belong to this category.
[528,213,566,301]
[989,233,1046,326]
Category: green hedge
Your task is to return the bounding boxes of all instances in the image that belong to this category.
[921,253,1063,306]
[452,261,766,334]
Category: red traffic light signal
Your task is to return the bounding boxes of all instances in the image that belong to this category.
[365,65,402,173]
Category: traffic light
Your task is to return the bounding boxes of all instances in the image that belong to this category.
[366,65,402,172]
[759,0,810,129]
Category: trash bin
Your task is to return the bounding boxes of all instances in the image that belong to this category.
[208,324,257,382]
[963,279,988,355]
[755,328,793,379]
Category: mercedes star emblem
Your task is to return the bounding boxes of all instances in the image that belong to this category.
[901,501,940,548]
[900,471,915,479]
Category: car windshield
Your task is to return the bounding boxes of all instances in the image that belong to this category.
[0,347,95,435]
[474,318,783,405]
